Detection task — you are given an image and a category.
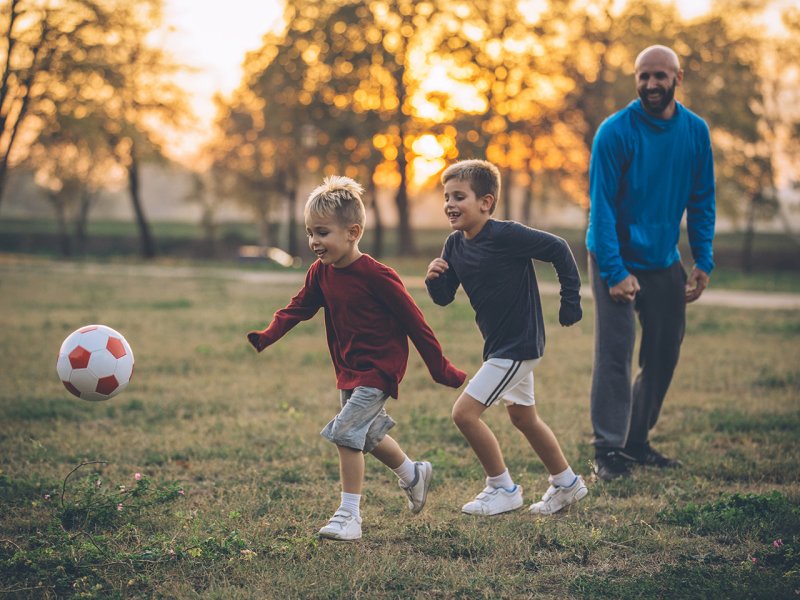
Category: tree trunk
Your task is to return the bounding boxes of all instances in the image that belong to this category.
[256,201,272,248]
[395,146,414,255]
[74,189,94,255]
[393,59,415,256]
[127,143,156,259]
[286,171,299,257]
[200,203,217,258]
[501,168,512,220]
[521,169,535,225]
[368,175,383,258]
[49,191,72,257]
[741,193,757,273]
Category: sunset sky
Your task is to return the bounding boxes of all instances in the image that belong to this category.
[160,0,283,159]
[159,0,789,162]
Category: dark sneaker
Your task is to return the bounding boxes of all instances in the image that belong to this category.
[594,449,634,481]
[624,443,681,468]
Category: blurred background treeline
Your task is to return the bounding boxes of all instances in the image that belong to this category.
[1,0,798,272]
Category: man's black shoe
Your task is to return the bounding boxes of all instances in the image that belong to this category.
[594,449,634,481]
[624,442,681,468]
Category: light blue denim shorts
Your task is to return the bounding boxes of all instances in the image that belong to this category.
[320,386,395,453]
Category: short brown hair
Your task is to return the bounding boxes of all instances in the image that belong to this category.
[305,175,366,230]
[441,159,501,214]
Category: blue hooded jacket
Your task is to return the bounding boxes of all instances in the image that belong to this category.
[586,99,715,287]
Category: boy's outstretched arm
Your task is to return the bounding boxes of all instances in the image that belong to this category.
[246,269,323,352]
[377,266,466,388]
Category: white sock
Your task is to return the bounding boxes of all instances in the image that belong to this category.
[550,466,577,488]
[392,456,417,486]
[486,469,515,491]
[339,492,361,518]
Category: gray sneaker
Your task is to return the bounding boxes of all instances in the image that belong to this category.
[399,461,432,514]
[318,510,362,541]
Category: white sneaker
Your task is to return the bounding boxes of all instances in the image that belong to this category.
[529,475,588,515]
[399,461,432,514]
[318,510,362,541]
[461,485,524,516]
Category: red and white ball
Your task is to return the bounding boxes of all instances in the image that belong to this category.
[56,325,134,401]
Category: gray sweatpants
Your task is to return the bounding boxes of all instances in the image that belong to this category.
[589,254,686,450]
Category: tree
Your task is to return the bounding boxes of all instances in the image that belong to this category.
[209,27,311,252]
[679,1,795,269]
[97,0,191,259]
[213,0,451,256]
[2,0,190,259]
[0,0,108,206]
[728,2,800,266]
[27,103,117,256]
[413,0,587,222]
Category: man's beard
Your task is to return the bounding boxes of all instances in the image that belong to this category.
[638,78,677,114]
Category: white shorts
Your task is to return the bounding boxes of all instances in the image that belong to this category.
[465,358,541,407]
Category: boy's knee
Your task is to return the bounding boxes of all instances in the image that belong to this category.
[509,412,527,430]
[452,403,476,430]
[508,406,536,431]
[451,404,464,427]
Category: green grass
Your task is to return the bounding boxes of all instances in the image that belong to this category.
[1,258,798,598]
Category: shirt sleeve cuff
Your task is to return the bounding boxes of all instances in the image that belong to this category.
[694,258,714,275]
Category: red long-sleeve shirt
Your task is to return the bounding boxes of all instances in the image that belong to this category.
[250,254,465,398]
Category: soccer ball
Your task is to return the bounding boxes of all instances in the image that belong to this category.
[56,325,135,401]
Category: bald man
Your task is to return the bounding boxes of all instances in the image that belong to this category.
[585,45,716,481]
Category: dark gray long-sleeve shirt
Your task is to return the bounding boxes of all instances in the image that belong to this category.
[426,219,581,361]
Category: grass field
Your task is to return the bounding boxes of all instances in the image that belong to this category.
[1,256,798,599]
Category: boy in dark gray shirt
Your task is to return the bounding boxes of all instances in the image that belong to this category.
[426,159,587,516]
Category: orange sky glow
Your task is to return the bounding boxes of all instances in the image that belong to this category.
[160,0,789,167]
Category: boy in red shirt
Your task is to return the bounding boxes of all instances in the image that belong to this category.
[247,176,465,541]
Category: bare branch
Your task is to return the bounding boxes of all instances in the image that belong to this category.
[60,460,109,508]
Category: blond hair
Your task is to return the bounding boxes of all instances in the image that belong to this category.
[441,159,501,214]
[305,175,366,229]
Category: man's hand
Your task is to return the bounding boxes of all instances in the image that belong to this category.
[609,274,640,303]
[685,267,710,303]
[426,258,449,281]
[247,331,266,352]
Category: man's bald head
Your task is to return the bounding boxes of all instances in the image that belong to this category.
[634,45,683,118]
[635,45,681,74]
